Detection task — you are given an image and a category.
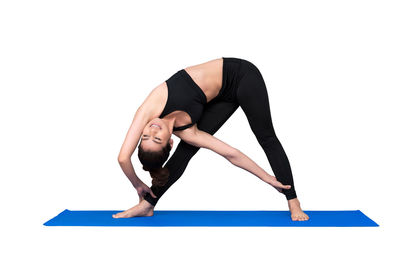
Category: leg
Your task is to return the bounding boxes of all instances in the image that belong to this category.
[236,65,297,200]
[236,64,308,220]
[143,99,240,206]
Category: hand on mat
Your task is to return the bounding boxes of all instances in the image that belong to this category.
[267,176,291,193]
[135,182,157,202]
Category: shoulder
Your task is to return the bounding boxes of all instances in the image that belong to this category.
[173,124,211,149]
[139,81,168,118]
[173,123,198,140]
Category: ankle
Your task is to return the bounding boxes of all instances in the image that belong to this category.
[140,199,155,210]
[288,198,301,208]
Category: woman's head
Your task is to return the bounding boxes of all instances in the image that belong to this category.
[138,118,174,187]
[140,118,173,152]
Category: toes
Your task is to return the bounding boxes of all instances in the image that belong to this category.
[291,213,310,221]
[112,212,126,218]
[298,215,309,221]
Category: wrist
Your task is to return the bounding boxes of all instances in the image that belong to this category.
[132,179,143,188]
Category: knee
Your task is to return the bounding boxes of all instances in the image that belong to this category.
[257,133,278,148]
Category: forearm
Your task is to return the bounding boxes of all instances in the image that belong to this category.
[118,159,142,188]
[228,150,274,183]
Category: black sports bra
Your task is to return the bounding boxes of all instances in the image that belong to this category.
[160,69,207,131]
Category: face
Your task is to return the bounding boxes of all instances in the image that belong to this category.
[140,118,173,152]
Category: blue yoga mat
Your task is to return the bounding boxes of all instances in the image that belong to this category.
[43,209,378,227]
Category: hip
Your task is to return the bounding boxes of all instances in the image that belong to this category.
[216,57,261,102]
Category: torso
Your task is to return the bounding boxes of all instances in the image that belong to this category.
[144,57,224,130]
[183,57,224,102]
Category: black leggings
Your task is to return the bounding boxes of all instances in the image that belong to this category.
[144,57,297,206]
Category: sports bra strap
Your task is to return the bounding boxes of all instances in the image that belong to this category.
[173,122,195,131]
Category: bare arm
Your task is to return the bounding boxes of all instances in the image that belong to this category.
[117,105,151,188]
[117,82,165,191]
[175,125,291,190]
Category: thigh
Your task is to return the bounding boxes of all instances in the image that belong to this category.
[236,67,276,136]
[197,98,240,134]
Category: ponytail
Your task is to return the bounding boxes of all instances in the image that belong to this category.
[142,166,170,187]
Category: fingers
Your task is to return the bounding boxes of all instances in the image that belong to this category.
[268,176,292,190]
[281,185,291,190]
[138,189,157,199]
[149,190,157,198]
[273,181,291,189]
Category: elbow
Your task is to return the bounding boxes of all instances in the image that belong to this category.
[226,148,240,161]
[118,155,130,163]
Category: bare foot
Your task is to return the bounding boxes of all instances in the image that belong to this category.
[288,198,309,221]
[112,200,154,218]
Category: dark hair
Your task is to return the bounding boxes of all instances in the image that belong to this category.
[138,139,172,187]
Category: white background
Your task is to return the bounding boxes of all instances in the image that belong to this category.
[1,0,399,266]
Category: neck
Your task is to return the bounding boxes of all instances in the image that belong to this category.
[161,117,176,134]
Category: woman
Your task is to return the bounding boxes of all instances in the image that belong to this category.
[113,57,309,221]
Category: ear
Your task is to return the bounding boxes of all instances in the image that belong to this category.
[169,137,174,149]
